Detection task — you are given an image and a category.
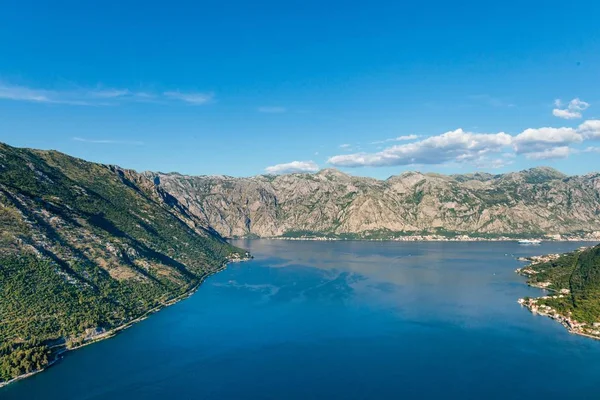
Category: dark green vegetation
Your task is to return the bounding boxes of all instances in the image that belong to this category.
[0,143,247,383]
[524,244,600,324]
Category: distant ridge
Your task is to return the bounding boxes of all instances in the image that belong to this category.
[3,142,600,241]
[145,165,600,239]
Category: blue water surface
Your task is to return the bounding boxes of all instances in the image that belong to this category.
[4,240,600,399]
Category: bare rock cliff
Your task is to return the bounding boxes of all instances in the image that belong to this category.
[145,167,600,238]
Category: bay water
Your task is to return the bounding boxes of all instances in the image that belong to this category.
[4,240,600,399]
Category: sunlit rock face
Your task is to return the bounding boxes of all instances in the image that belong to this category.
[145,167,600,238]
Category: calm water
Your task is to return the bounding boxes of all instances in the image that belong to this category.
[4,240,600,399]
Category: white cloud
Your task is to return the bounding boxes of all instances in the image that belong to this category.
[473,156,513,169]
[0,82,100,105]
[371,134,420,144]
[512,127,582,154]
[89,89,132,98]
[258,106,287,113]
[265,161,319,174]
[578,119,600,139]
[0,83,52,102]
[583,146,600,153]
[134,92,155,99]
[338,143,362,152]
[163,91,213,105]
[552,108,581,119]
[571,98,589,110]
[73,137,144,145]
[88,88,157,101]
[327,120,600,168]
[328,129,512,167]
[394,134,420,141]
[525,146,572,160]
[328,129,511,167]
[0,80,213,106]
[552,98,590,119]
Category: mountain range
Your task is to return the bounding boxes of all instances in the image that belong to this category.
[2,142,600,383]
[147,166,600,239]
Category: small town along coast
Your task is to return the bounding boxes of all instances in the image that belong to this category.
[516,247,600,341]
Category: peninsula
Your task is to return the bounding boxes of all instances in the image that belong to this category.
[517,244,600,340]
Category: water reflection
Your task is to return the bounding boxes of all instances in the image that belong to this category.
[4,240,600,400]
[231,239,595,324]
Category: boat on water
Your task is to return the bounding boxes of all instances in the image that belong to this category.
[518,239,542,245]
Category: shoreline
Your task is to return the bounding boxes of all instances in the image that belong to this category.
[518,298,600,341]
[0,257,250,389]
[516,249,600,341]
[240,236,600,243]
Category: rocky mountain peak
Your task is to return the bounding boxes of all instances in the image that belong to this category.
[316,168,349,178]
[148,165,600,239]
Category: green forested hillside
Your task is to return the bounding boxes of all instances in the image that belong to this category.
[0,143,246,382]
[524,244,600,324]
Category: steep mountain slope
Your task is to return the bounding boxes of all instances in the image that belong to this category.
[147,167,600,239]
[0,143,247,383]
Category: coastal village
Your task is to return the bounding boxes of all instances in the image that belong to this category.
[517,297,600,339]
[277,232,600,242]
[516,247,600,340]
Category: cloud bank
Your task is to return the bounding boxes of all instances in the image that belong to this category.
[327,120,600,168]
[265,161,319,174]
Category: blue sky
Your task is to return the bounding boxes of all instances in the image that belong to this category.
[1,0,600,179]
